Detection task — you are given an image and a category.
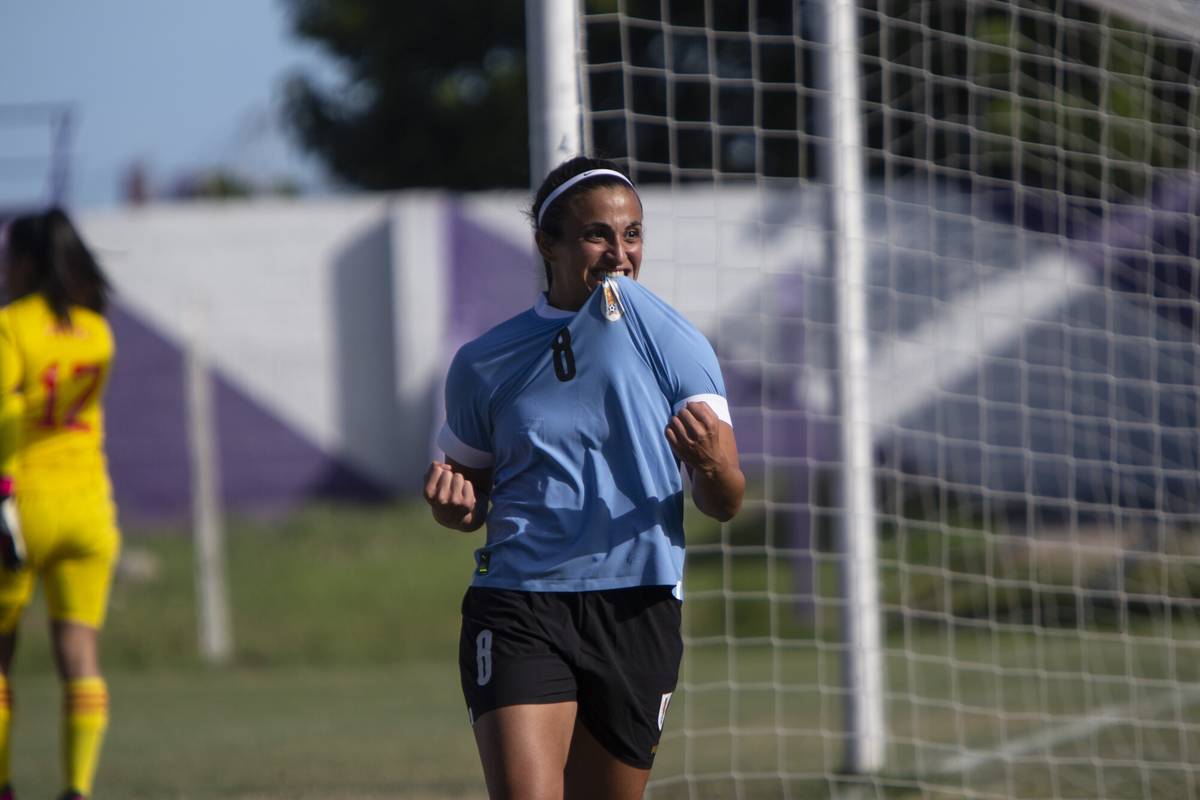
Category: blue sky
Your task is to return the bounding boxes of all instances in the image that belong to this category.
[0,0,341,210]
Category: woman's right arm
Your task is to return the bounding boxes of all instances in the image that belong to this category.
[423,458,492,532]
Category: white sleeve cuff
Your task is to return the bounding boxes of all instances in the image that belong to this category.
[436,424,494,469]
[672,393,732,427]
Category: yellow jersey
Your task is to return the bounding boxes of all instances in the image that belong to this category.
[0,294,114,488]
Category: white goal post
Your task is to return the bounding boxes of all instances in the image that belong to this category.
[528,1,1200,797]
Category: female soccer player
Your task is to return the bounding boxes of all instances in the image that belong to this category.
[425,156,745,799]
[0,209,118,800]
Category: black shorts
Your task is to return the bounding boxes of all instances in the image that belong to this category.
[459,585,683,769]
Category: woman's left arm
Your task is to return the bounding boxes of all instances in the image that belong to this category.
[0,315,23,481]
[665,401,745,521]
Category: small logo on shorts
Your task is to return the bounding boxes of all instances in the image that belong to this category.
[657,691,673,731]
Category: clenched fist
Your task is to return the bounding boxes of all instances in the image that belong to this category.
[423,461,484,531]
[665,401,729,477]
[665,401,745,521]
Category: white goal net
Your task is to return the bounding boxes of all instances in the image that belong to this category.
[571,1,1200,797]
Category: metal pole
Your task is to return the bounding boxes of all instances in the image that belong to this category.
[525,0,584,186]
[186,317,233,664]
[826,0,886,774]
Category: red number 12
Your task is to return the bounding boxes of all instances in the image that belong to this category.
[39,362,102,430]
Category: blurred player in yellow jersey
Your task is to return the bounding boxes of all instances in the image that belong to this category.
[0,209,118,800]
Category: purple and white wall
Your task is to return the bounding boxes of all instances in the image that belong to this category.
[85,182,1190,525]
[82,187,801,521]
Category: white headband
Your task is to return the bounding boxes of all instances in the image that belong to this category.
[536,169,636,228]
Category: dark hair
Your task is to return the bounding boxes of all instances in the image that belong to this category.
[4,207,111,322]
[530,156,637,289]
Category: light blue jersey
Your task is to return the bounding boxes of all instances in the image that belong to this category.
[437,276,730,593]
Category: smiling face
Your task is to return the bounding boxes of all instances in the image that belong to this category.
[537,184,643,312]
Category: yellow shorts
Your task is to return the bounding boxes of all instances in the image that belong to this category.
[0,480,121,633]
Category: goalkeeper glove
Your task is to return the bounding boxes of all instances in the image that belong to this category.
[0,478,24,571]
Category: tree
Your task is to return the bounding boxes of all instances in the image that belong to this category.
[281,0,805,190]
[284,0,1197,199]
[970,0,1200,203]
[857,0,1200,204]
[281,0,529,190]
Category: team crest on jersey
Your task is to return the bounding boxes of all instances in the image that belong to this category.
[602,276,623,322]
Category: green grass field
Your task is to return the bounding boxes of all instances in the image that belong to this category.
[10,501,486,799]
[7,501,1200,798]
